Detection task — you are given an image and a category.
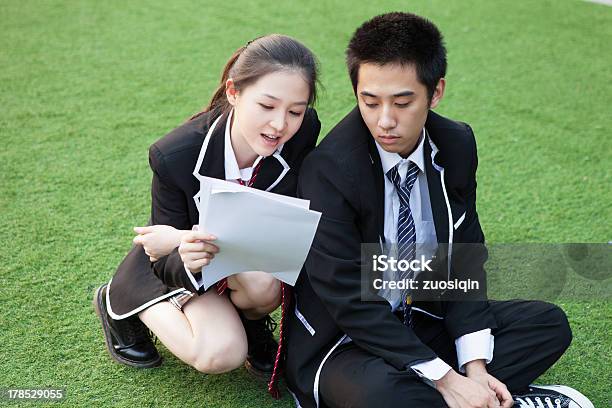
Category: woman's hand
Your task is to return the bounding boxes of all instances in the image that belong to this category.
[133,225,188,262]
[178,231,219,273]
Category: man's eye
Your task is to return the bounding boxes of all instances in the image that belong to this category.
[259,103,274,110]
[365,103,378,108]
[395,102,410,108]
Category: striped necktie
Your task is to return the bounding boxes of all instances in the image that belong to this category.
[386,161,419,325]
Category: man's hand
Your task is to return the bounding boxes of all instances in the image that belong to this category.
[465,360,513,408]
[178,231,219,273]
[434,370,500,408]
[133,225,188,261]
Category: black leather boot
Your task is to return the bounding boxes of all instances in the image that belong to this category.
[93,284,162,368]
[241,314,278,379]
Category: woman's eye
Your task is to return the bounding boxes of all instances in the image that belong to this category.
[289,110,304,117]
[259,103,274,110]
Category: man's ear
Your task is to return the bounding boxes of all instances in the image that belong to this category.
[226,78,238,106]
[429,78,446,109]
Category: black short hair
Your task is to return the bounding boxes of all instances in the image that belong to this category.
[346,12,447,101]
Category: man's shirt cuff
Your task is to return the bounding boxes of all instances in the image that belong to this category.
[411,357,452,382]
[184,263,204,290]
[455,329,494,373]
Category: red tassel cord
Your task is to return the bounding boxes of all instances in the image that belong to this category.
[268,282,290,399]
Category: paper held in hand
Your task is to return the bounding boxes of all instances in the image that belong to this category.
[193,176,322,290]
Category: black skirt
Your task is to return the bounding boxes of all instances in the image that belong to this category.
[106,244,194,320]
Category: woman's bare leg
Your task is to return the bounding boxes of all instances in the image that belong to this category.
[227,271,281,319]
[138,290,247,374]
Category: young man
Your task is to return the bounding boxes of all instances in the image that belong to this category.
[285,12,593,408]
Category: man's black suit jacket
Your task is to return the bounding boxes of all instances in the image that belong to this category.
[107,109,320,318]
[285,107,497,408]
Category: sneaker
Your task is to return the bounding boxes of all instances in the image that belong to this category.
[93,284,162,368]
[241,314,278,380]
[513,385,594,408]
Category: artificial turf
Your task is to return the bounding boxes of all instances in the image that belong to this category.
[1,0,610,406]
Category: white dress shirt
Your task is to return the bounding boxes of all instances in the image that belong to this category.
[375,129,494,382]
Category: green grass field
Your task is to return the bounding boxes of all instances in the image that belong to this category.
[1,0,610,406]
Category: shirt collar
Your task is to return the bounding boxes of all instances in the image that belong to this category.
[223,109,284,181]
[375,128,426,175]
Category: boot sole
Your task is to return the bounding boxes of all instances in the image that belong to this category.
[243,359,273,382]
[92,285,162,369]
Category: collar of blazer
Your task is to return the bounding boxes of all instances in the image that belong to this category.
[191,110,290,192]
[423,130,450,247]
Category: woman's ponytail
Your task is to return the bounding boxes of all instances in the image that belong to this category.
[189,45,246,121]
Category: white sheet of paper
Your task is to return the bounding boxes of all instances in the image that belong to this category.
[196,176,309,223]
[197,181,321,290]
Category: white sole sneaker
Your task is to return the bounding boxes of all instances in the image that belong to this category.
[515,385,594,408]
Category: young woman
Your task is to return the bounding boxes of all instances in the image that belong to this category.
[93,34,320,397]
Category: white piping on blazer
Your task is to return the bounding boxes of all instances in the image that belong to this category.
[427,132,453,281]
[313,334,348,408]
[106,278,187,320]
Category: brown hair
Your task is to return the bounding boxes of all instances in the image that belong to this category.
[190,34,318,122]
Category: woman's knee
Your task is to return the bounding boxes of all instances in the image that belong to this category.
[190,334,248,374]
[242,273,281,307]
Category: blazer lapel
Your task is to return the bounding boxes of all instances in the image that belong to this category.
[366,130,386,242]
[196,114,227,180]
[251,157,285,191]
[424,133,449,244]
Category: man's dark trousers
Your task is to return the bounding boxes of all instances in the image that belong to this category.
[318,300,571,408]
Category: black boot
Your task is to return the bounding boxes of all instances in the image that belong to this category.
[241,314,278,379]
[93,284,162,368]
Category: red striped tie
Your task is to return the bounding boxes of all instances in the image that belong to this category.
[216,278,228,295]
